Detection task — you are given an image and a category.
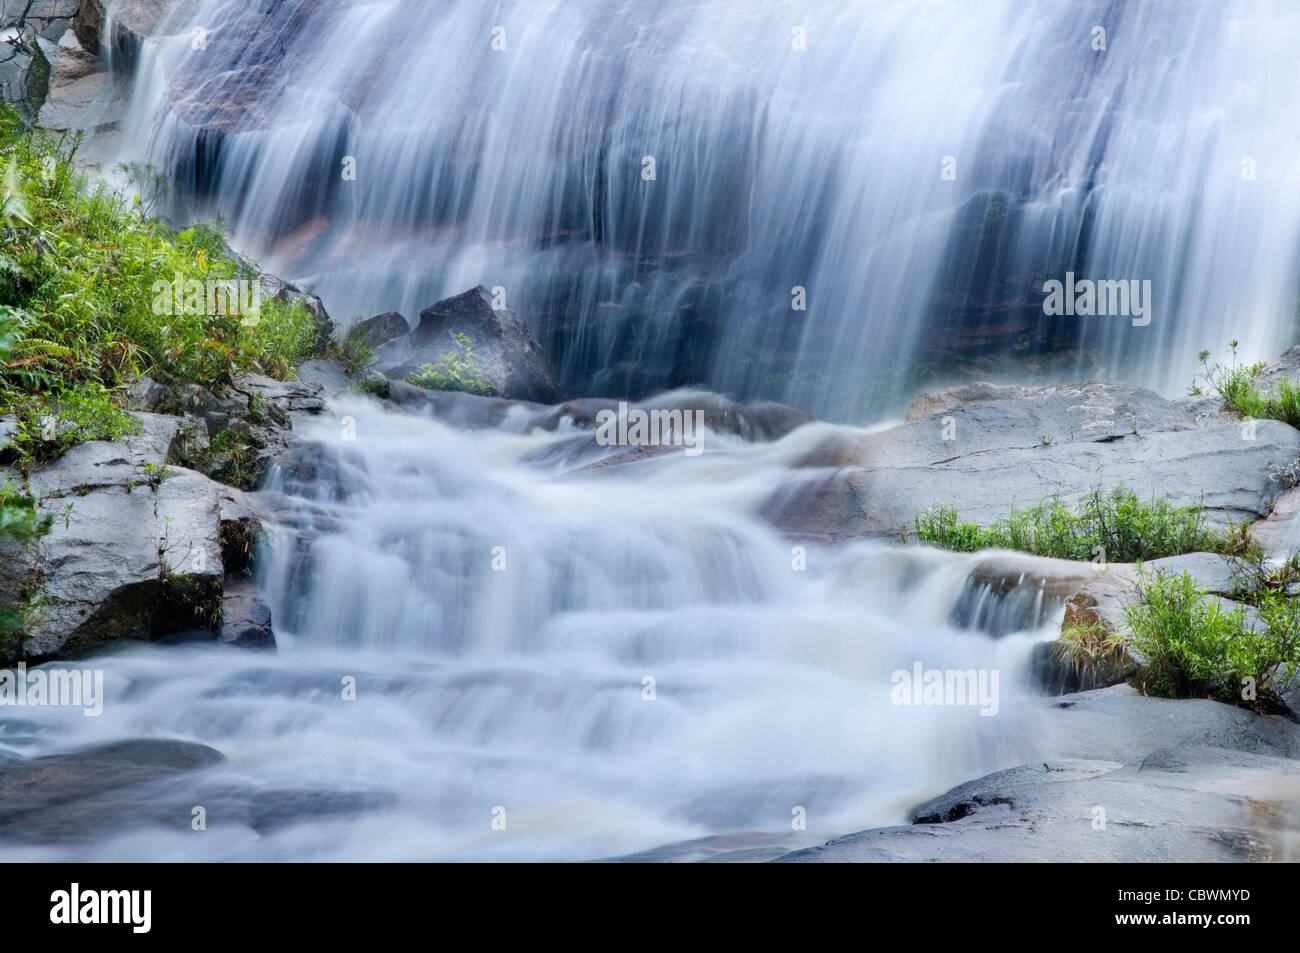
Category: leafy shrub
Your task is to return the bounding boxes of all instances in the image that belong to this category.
[407,332,493,396]
[914,486,1230,562]
[0,108,317,460]
[1125,571,1300,712]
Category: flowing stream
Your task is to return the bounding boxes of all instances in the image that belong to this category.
[11,0,1296,860]
[1,401,1062,861]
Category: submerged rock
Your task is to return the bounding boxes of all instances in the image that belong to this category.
[779,685,1300,862]
[0,738,224,834]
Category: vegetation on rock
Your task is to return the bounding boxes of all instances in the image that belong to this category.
[913,486,1233,562]
[1191,340,1300,429]
[1125,569,1300,713]
[0,108,318,469]
[407,332,493,396]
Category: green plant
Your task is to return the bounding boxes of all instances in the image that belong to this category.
[407,332,493,396]
[1054,621,1128,675]
[1193,341,1300,428]
[358,376,391,400]
[1048,620,1135,691]
[334,323,376,377]
[0,475,52,651]
[7,382,137,465]
[1125,570,1300,712]
[139,461,174,489]
[0,110,317,462]
[207,428,262,490]
[913,486,1231,562]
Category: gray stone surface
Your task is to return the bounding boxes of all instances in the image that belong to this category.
[779,686,1300,862]
[354,311,409,346]
[762,380,1300,541]
[36,58,125,131]
[1248,486,1300,558]
[0,400,286,659]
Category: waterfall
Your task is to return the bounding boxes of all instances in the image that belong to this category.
[105,0,1300,420]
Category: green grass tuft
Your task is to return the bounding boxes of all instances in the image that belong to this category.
[1125,570,1300,712]
[913,486,1232,562]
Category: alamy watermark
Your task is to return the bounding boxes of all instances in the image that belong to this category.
[151,272,261,325]
[1042,272,1151,326]
[50,884,150,933]
[0,663,104,716]
[890,662,999,716]
[595,402,705,456]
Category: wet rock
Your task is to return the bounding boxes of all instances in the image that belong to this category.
[376,286,561,404]
[35,54,126,131]
[1249,486,1300,558]
[218,577,274,649]
[354,311,409,346]
[71,0,171,54]
[779,686,1300,862]
[0,739,224,828]
[383,380,544,429]
[246,788,395,833]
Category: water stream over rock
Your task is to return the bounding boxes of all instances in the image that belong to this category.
[0,400,1063,861]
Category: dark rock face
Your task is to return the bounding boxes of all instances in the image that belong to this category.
[354,312,409,346]
[303,293,334,354]
[218,577,274,649]
[376,286,561,404]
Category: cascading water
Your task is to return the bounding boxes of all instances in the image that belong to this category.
[0,401,1066,861]
[109,0,1300,420]
[13,0,1296,863]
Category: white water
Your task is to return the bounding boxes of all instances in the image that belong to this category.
[0,402,1062,861]
[108,0,1300,419]
[15,0,1297,861]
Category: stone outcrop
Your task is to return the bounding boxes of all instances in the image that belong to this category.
[762,380,1300,542]
[0,369,325,661]
[375,286,561,404]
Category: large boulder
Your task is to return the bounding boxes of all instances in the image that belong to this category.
[36,38,126,132]
[0,391,303,661]
[218,576,274,649]
[375,286,561,404]
[71,0,172,53]
[3,418,226,659]
[762,380,1300,541]
[0,24,51,123]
